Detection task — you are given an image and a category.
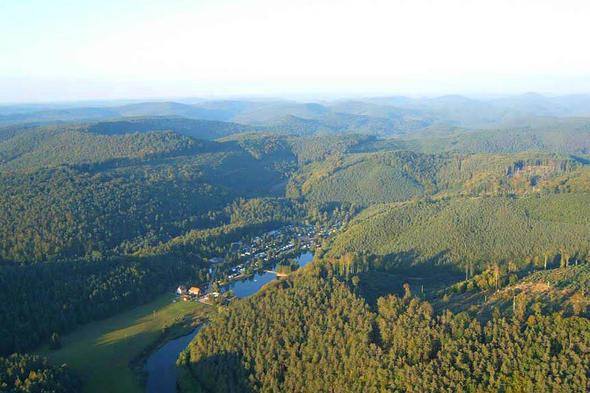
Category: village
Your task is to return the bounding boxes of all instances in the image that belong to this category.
[174,221,342,304]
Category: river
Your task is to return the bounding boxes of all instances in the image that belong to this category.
[144,251,313,393]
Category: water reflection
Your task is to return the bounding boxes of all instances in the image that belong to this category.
[223,251,313,298]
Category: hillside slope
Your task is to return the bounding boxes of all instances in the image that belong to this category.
[328,193,590,268]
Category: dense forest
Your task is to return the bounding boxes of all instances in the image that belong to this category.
[328,193,590,269]
[183,262,590,392]
[0,353,80,392]
[1,96,590,392]
[0,131,295,263]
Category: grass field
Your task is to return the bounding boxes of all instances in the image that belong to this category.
[38,294,213,393]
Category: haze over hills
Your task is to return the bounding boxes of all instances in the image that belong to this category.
[4,93,590,134]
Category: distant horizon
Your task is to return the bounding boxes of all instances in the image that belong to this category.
[3,89,590,107]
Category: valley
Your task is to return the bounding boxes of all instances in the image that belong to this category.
[4,1,590,391]
[1,95,589,392]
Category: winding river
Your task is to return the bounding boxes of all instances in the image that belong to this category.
[145,251,313,393]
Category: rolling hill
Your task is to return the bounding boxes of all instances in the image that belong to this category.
[328,193,590,270]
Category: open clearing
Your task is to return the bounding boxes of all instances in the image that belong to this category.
[38,294,212,393]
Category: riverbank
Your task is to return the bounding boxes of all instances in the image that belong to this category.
[150,251,315,392]
[145,327,204,393]
[130,312,210,389]
[222,251,314,298]
[37,294,213,393]
[37,252,314,393]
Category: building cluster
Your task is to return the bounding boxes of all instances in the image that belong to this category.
[174,221,343,303]
[234,224,320,263]
[175,284,220,303]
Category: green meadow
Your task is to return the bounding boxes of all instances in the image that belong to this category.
[38,294,212,393]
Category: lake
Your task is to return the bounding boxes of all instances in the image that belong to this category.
[223,250,313,298]
[145,251,313,392]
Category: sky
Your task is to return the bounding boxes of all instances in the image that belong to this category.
[1,0,590,103]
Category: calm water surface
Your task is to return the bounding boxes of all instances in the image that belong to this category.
[145,326,201,393]
[224,251,314,298]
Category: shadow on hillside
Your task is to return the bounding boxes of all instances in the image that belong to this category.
[188,351,253,393]
[357,250,464,306]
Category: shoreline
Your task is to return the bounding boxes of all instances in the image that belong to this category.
[131,315,210,391]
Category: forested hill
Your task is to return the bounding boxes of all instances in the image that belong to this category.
[173,112,590,392]
[328,193,590,269]
[289,149,587,205]
[406,125,590,154]
[86,117,254,138]
[0,121,303,355]
[0,132,296,263]
[0,118,258,170]
[182,262,590,392]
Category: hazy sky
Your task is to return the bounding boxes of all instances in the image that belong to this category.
[2,0,590,103]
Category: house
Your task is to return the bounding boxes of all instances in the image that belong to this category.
[188,287,201,296]
[176,285,187,295]
[209,257,225,265]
